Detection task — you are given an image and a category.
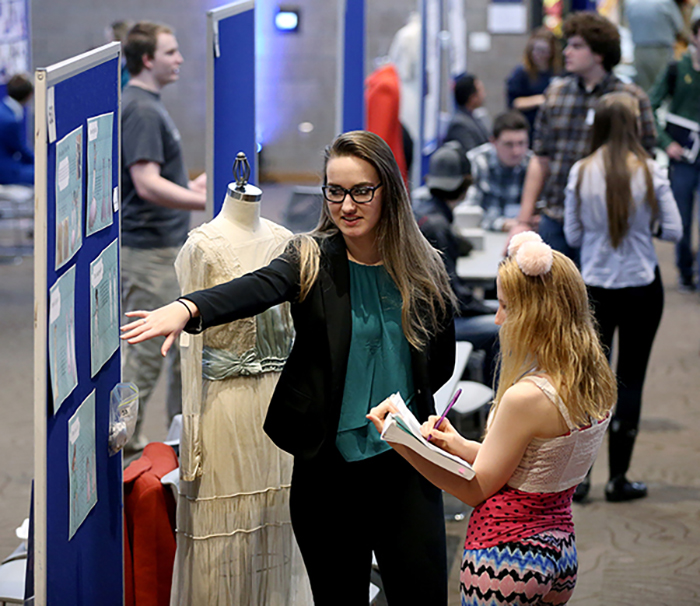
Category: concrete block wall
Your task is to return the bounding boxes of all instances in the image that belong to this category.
[465,0,532,125]
[257,0,417,181]
[31,0,532,180]
[31,0,219,173]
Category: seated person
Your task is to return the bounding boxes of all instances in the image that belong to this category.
[443,73,490,154]
[463,110,531,231]
[0,73,34,186]
[414,141,499,386]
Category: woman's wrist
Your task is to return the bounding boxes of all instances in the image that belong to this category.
[514,218,536,231]
[176,297,199,320]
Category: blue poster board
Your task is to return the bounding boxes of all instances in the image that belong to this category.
[418,0,443,186]
[33,42,123,606]
[206,0,257,216]
[337,0,365,134]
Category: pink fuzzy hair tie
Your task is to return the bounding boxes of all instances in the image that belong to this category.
[516,240,553,276]
[507,230,543,257]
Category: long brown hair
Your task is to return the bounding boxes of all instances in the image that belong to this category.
[576,92,658,249]
[294,131,456,350]
[523,27,561,81]
[493,251,616,427]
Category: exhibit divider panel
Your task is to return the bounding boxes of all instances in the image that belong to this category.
[33,41,123,606]
[206,0,257,217]
[417,0,444,186]
[337,0,365,134]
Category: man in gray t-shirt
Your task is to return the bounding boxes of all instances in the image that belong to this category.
[121,22,206,452]
[121,85,191,248]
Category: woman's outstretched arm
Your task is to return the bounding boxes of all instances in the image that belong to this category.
[121,251,300,356]
[121,298,198,356]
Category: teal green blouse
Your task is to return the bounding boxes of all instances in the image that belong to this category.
[336,261,415,462]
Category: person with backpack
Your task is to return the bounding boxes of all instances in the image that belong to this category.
[649,18,700,291]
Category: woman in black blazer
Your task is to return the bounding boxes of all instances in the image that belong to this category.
[123,131,456,605]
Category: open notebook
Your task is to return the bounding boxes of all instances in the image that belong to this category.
[379,393,475,480]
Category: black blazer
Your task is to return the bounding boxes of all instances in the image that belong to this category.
[184,232,456,460]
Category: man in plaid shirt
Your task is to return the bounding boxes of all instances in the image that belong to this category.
[512,11,657,260]
[466,110,532,231]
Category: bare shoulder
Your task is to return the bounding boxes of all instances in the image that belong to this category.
[501,380,551,415]
[499,379,568,438]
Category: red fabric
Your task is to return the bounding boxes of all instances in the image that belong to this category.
[465,485,576,549]
[365,63,408,185]
[123,442,178,606]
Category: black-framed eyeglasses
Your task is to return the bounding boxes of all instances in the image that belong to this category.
[322,183,382,204]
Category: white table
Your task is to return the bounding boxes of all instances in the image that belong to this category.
[456,231,509,284]
[433,341,473,415]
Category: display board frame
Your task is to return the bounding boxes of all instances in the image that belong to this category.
[206,0,257,216]
[33,41,123,606]
[336,0,366,134]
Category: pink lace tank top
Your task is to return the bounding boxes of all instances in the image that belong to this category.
[465,374,610,549]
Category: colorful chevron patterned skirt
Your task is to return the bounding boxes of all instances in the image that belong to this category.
[460,530,577,605]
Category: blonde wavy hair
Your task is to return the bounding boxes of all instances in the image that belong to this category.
[492,250,616,427]
[292,130,456,350]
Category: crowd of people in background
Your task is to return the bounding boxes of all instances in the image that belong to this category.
[427,6,700,513]
[432,0,700,520]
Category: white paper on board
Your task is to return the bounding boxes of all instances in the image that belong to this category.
[180,331,191,348]
[469,32,491,53]
[49,287,61,324]
[88,119,99,141]
[68,391,98,539]
[487,4,527,35]
[90,240,120,377]
[91,259,104,288]
[69,417,81,443]
[57,157,70,191]
[48,265,78,412]
[213,21,220,58]
[85,112,114,237]
[47,86,57,143]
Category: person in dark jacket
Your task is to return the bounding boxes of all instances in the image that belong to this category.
[444,73,490,153]
[415,141,500,386]
[648,18,700,291]
[122,130,457,606]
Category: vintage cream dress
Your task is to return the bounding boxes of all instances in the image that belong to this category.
[172,220,310,605]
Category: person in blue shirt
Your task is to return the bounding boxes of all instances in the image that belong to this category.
[0,73,34,186]
[506,27,561,141]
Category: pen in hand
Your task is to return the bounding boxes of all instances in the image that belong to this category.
[428,388,462,441]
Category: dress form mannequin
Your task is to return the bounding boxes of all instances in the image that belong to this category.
[388,12,421,144]
[172,161,311,605]
[208,180,272,266]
